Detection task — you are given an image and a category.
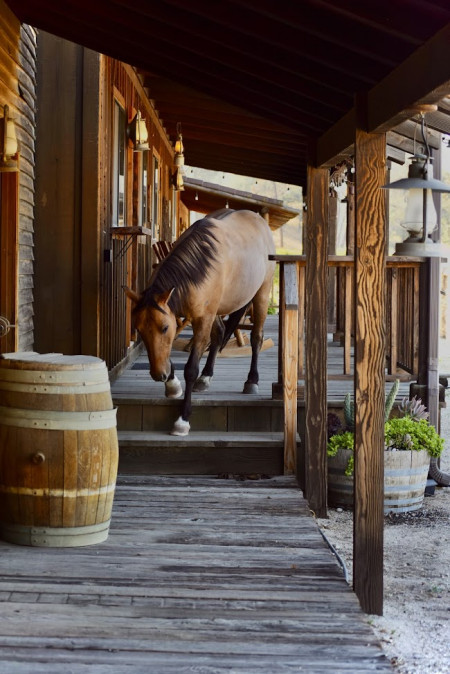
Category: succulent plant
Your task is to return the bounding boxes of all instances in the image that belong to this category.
[398,395,429,421]
[327,412,343,439]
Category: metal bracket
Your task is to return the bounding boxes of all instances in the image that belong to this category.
[0,316,16,337]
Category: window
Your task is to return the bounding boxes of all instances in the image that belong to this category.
[112,100,126,225]
[152,153,160,239]
[140,151,149,226]
[171,188,177,240]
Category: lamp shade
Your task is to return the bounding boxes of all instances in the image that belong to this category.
[382,155,450,194]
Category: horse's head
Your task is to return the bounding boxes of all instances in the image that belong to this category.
[124,286,177,382]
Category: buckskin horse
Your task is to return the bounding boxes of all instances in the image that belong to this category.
[124,209,275,436]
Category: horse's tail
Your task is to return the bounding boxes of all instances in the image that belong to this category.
[220,303,251,351]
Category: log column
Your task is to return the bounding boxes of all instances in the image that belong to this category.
[353,128,386,616]
[305,165,328,518]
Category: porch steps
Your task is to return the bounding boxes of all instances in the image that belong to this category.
[112,316,297,476]
[117,430,286,475]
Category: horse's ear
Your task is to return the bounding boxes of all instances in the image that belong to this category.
[123,285,140,304]
[156,287,175,307]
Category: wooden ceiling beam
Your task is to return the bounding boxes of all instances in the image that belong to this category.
[366,24,450,133]
[179,131,304,155]
[162,0,411,68]
[315,24,450,167]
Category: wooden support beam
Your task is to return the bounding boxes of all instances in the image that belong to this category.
[282,263,298,475]
[316,25,450,168]
[305,165,328,518]
[353,128,387,616]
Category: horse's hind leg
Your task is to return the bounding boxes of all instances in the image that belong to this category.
[243,289,270,394]
[193,317,224,392]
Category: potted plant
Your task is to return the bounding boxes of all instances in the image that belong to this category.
[327,383,444,513]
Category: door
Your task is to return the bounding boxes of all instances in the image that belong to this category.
[0,172,19,353]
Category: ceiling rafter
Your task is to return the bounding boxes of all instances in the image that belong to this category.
[7,0,450,187]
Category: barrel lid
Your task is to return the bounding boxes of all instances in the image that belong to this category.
[0,352,106,371]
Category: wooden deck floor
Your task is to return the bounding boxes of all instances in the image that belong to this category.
[0,475,392,673]
[111,315,411,406]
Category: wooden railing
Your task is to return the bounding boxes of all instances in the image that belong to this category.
[274,255,424,385]
[273,254,425,473]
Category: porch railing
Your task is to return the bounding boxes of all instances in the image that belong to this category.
[272,254,425,473]
[274,255,424,385]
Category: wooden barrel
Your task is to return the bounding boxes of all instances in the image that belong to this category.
[327,449,354,508]
[383,450,430,514]
[328,448,430,514]
[0,352,119,547]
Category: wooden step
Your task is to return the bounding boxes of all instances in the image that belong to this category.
[118,430,289,475]
[115,398,286,433]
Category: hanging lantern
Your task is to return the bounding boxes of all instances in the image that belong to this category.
[382,109,450,257]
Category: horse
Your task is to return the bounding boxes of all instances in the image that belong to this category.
[124,209,275,436]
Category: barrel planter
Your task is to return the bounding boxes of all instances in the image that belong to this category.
[0,352,119,547]
[328,448,430,514]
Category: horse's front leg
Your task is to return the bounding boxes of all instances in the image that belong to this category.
[193,317,225,392]
[164,361,183,399]
[170,318,213,436]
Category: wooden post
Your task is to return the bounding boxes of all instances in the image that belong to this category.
[282,263,299,474]
[353,128,386,616]
[305,165,328,518]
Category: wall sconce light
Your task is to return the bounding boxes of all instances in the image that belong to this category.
[127,110,149,151]
[382,107,450,257]
[195,192,199,201]
[0,105,19,172]
[174,122,184,168]
[173,168,184,191]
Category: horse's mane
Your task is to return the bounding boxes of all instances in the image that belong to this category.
[138,214,231,316]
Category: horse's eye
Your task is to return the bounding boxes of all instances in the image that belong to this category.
[161,325,169,334]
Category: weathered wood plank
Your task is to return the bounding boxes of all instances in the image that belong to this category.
[0,475,391,672]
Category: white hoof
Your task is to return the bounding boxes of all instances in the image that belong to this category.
[165,375,183,399]
[170,416,190,436]
[193,375,211,392]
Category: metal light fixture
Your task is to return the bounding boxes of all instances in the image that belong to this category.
[0,105,19,172]
[382,107,450,257]
[173,168,184,191]
[174,122,184,168]
[127,110,149,151]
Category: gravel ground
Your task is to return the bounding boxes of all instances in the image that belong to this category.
[317,391,450,674]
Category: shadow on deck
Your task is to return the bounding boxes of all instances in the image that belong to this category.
[0,475,392,672]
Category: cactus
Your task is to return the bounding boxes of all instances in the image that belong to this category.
[385,379,400,422]
[344,393,355,431]
[343,379,399,430]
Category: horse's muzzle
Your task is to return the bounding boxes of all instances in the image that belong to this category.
[150,369,170,383]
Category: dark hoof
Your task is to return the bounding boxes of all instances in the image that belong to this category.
[243,382,259,394]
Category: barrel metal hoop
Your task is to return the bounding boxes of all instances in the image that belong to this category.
[0,406,117,430]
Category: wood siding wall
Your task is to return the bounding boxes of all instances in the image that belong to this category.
[99,58,175,370]
[17,25,37,351]
[34,36,176,370]
[0,2,36,353]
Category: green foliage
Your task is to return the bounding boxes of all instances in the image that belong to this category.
[327,388,444,476]
[327,432,354,476]
[385,417,444,457]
